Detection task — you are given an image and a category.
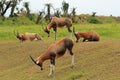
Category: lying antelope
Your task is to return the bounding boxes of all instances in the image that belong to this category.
[73,27,100,42]
[30,38,74,77]
[14,31,42,42]
[44,17,73,41]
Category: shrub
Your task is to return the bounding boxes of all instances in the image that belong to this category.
[27,14,36,21]
[68,72,82,80]
[87,16,101,24]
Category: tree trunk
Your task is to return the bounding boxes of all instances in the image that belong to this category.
[36,12,43,24]
[9,4,16,17]
[1,1,11,16]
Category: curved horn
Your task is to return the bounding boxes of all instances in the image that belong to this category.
[14,30,19,36]
[17,30,19,35]
[29,55,37,65]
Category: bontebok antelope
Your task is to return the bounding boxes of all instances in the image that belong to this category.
[44,17,73,41]
[73,27,100,42]
[30,38,74,77]
[14,31,42,42]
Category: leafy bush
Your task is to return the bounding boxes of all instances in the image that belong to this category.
[68,72,82,80]
[73,17,79,24]
[87,16,102,24]
[27,14,37,21]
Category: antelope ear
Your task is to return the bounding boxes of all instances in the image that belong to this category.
[44,28,47,32]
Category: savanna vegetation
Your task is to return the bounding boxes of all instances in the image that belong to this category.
[0,0,120,80]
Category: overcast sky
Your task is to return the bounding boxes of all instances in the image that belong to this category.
[8,0,120,16]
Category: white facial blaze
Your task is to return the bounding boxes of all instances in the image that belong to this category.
[36,60,39,64]
[75,32,78,34]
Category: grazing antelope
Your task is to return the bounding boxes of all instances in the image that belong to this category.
[73,27,100,42]
[44,17,73,41]
[30,38,74,77]
[14,31,42,42]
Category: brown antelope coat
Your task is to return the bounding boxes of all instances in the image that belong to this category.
[44,17,72,40]
[14,32,42,42]
[30,38,74,76]
[74,30,100,42]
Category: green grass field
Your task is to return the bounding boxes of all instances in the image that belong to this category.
[0,23,120,80]
[0,23,120,41]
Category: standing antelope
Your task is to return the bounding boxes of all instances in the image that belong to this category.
[44,17,73,41]
[14,31,42,42]
[30,38,74,77]
[73,27,100,42]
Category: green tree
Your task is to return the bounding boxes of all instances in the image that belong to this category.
[23,2,30,15]
[54,9,61,17]
[92,12,96,17]
[61,1,69,17]
[0,0,11,17]
[9,0,22,17]
[36,11,44,24]
[44,3,53,22]
[71,7,76,22]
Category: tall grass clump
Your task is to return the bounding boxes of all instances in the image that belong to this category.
[67,72,83,80]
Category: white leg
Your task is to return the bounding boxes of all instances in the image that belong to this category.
[48,64,55,77]
[71,55,74,68]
